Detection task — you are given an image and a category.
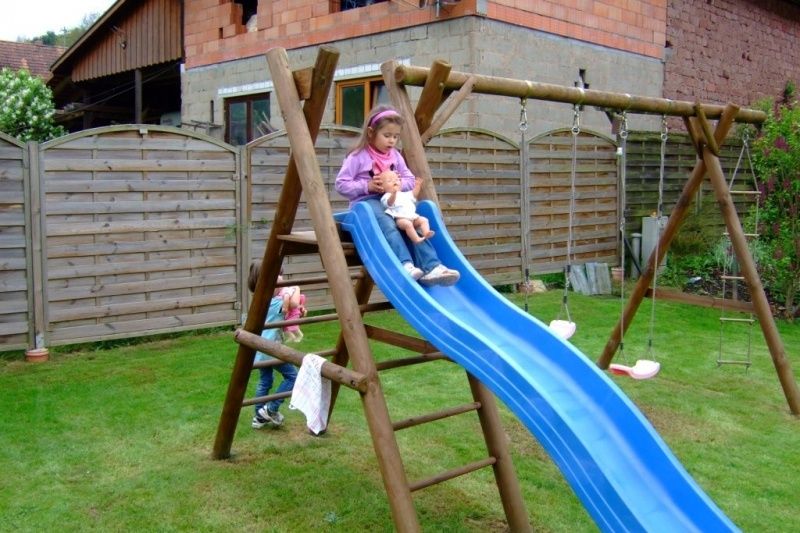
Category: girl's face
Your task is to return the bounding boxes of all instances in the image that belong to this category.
[369,121,402,153]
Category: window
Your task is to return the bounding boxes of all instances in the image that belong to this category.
[338,0,388,12]
[335,77,389,127]
[234,0,258,25]
[225,94,272,145]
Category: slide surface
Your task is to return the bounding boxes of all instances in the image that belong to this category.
[338,200,738,533]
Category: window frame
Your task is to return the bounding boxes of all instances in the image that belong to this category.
[224,92,271,145]
[335,76,387,127]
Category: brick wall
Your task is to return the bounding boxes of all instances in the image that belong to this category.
[665,0,800,107]
[181,17,664,141]
[184,0,667,69]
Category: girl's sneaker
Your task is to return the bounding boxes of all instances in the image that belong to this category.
[419,264,460,286]
[403,262,423,280]
[252,412,270,429]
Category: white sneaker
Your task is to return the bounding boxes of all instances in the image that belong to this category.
[403,262,423,280]
[419,264,460,286]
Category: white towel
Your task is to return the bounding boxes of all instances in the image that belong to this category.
[289,353,331,435]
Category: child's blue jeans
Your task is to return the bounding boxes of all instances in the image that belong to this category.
[362,197,440,273]
[254,362,298,414]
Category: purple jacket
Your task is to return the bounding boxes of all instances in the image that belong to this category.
[335,147,416,208]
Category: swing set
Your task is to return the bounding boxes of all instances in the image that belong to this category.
[212,47,800,531]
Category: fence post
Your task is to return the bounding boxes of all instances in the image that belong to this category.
[237,144,249,325]
[26,141,48,350]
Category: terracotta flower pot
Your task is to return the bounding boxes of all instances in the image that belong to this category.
[25,348,50,363]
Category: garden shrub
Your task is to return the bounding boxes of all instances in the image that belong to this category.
[750,88,800,319]
[0,67,65,142]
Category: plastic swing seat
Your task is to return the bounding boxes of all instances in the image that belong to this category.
[608,359,661,380]
[549,319,576,340]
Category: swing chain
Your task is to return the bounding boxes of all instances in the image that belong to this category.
[519,97,528,132]
[571,104,581,135]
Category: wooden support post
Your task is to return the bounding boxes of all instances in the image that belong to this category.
[269,48,420,532]
[327,267,375,417]
[597,104,740,369]
[387,56,531,531]
[382,60,439,205]
[420,76,477,145]
[234,329,369,392]
[212,46,339,460]
[703,148,800,415]
[694,103,720,156]
[468,373,532,531]
[414,59,451,135]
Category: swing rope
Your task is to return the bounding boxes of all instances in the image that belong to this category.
[645,116,669,359]
[611,113,662,379]
[558,105,581,324]
[519,97,531,313]
[617,112,630,362]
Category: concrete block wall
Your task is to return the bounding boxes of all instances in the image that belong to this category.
[183,0,667,69]
[182,16,663,141]
[665,0,800,107]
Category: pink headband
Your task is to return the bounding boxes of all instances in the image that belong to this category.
[369,109,400,127]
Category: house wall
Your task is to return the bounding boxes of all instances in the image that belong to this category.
[664,0,800,106]
[183,0,666,69]
[182,17,664,141]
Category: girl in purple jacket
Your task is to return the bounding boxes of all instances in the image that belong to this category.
[335,105,459,286]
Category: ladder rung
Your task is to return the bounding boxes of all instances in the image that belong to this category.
[722,231,759,238]
[720,275,745,280]
[728,190,761,196]
[251,347,337,369]
[720,317,755,323]
[262,301,393,329]
[392,402,481,431]
[409,457,496,492]
[276,271,365,288]
[376,352,449,372]
[242,390,291,407]
[278,230,353,247]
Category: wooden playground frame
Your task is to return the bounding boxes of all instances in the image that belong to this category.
[212,46,799,531]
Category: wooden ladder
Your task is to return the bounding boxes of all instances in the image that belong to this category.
[211,46,530,532]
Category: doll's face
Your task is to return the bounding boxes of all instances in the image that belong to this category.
[369,122,401,153]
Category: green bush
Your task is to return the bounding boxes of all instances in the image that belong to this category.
[750,91,800,319]
[0,67,65,142]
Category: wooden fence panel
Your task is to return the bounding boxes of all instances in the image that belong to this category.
[39,126,239,346]
[247,126,357,310]
[0,124,759,352]
[0,133,31,350]
[429,129,522,285]
[625,132,755,233]
[528,129,619,274]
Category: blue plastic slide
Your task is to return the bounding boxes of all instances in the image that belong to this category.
[337,200,738,532]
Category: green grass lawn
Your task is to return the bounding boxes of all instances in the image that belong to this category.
[1,287,798,532]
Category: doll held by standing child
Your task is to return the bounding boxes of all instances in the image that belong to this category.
[276,277,306,343]
[248,261,298,429]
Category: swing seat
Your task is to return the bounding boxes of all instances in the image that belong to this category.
[608,359,661,380]
[549,319,576,340]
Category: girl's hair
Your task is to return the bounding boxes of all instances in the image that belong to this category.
[348,104,404,155]
[248,261,283,293]
[247,261,261,293]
